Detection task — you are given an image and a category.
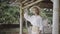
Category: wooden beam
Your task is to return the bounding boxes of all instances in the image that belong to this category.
[22,0,42,9]
[22,0,28,3]
[20,4,23,34]
[24,0,35,5]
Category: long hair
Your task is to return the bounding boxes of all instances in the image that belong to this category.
[29,6,41,15]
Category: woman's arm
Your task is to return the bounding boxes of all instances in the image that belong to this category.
[37,17,43,31]
[24,9,31,22]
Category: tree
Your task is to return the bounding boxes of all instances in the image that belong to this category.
[0,0,20,24]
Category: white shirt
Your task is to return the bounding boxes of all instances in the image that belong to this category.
[24,13,43,30]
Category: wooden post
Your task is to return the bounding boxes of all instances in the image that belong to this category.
[20,4,23,34]
[52,0,59,34]
[25,20,28,28]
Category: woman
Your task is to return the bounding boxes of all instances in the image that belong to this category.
[24,6,43,34]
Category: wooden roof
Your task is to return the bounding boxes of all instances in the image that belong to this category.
[9,0,53,9]
[22,0,53,9]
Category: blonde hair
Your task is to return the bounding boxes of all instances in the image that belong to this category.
[29,6,41,15]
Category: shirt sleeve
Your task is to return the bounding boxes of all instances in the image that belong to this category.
[24,12,31,22]
[40,18,43,30]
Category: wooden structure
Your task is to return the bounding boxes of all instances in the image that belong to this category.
[19,0,53,34]
[8,0,60,34]
[22,0,53,9]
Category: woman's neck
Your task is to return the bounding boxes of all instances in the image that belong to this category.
[35,14,39,16]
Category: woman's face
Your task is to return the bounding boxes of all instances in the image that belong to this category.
[32,8,40,15]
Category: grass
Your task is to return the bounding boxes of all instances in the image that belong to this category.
[23,27,28,34]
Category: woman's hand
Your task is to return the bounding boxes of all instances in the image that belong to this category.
[24,9,28,14]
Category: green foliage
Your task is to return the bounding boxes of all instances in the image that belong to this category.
[0,0,20,24]
[41,9,53,24]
